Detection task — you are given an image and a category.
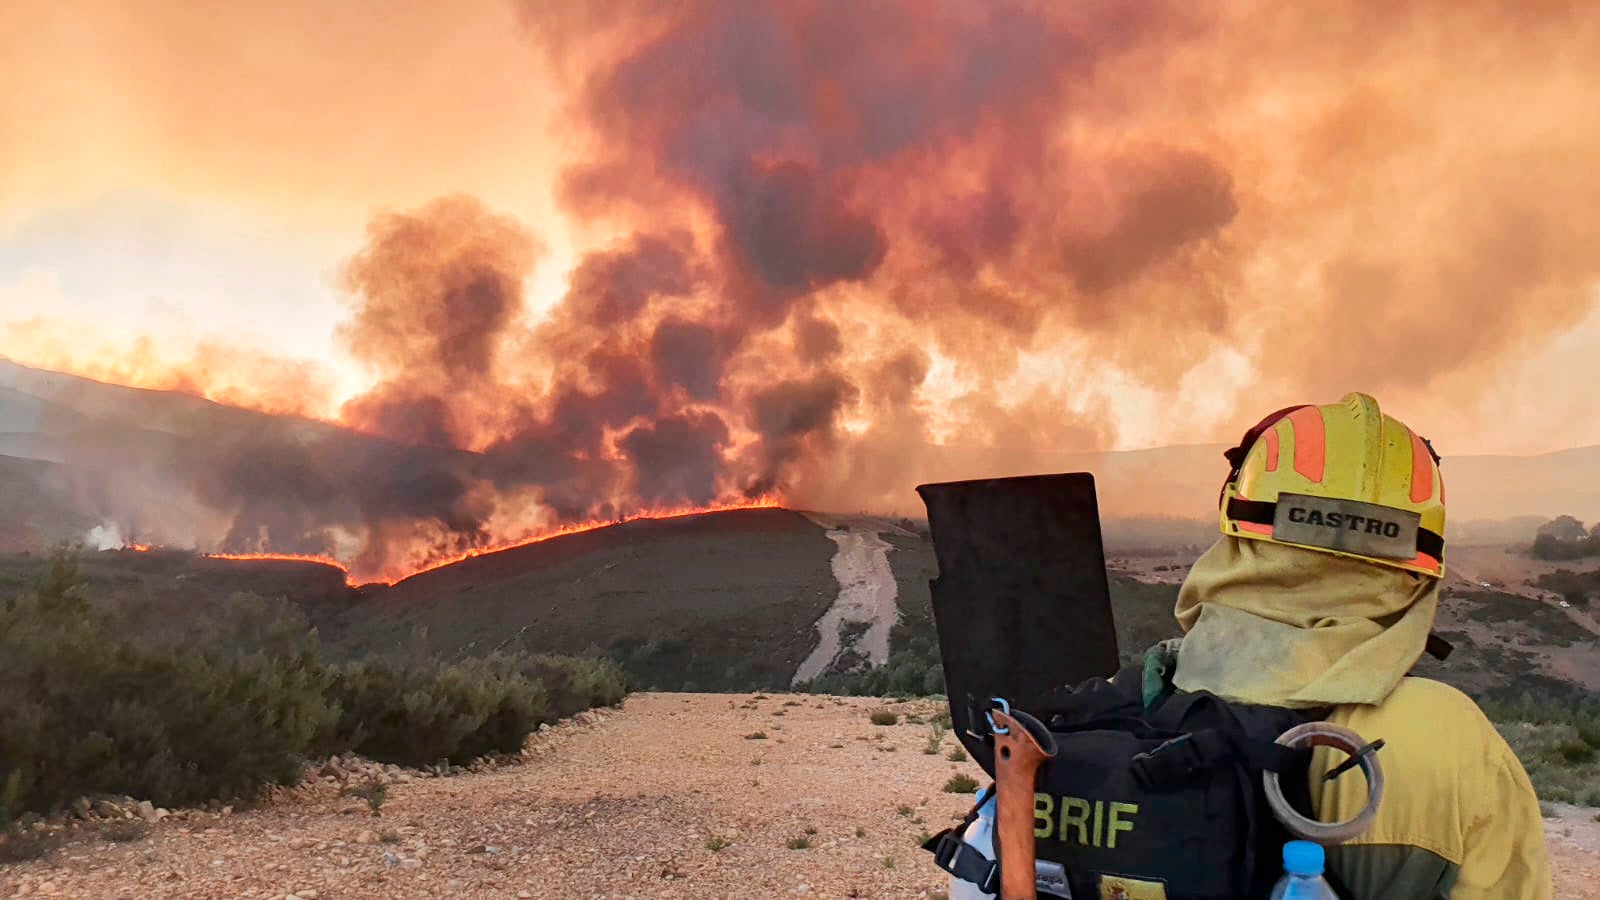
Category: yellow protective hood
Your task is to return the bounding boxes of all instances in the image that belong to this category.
[1171,536,1438,708]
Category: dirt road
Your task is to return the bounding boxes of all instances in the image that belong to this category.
[3,693,1595,899]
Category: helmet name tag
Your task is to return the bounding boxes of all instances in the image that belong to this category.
[1272,493,1421,560]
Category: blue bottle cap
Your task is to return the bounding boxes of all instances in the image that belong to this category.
[1283,840,1325,876]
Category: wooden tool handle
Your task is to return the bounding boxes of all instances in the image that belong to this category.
[991,709,1055,900]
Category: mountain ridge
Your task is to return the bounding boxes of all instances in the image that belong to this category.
[6,357,1600,560]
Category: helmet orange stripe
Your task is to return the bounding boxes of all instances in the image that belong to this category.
[1409,550,1442,574]
[1263,425,1280,472]
[1287,406,1326,483]
[1409,431,1434,504]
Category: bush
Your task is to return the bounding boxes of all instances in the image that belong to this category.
[0,547,629,821]
[513,654,626,720]
[1492,711,1600,805]
[0,549,336,822]
[325,654,549,768]
[869,711,900,726]
[943,774,980,794]
[328,651,628,769]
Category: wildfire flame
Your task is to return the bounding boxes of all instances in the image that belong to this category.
[124,543,155,553]
[204,496,781,587]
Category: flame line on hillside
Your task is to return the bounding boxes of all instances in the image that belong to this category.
[203,496,782,587]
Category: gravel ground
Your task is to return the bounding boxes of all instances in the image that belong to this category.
[2,692,1594,899]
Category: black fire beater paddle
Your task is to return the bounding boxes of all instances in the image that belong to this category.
[916,472,1119,771]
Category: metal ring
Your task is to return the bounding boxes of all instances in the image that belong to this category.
[1262,721,1384,844]
[985,697,1011,735]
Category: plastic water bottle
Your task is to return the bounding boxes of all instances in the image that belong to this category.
[1269,841,1340,899]
[946,788,996,900]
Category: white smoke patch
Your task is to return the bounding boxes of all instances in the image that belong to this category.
[86,522,124,551]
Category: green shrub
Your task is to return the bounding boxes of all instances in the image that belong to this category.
[325,654,549,768]
[513,654,626,720]
[0,547,628,821]
[0,549,336,821]
[1559,743,1596,765]
[1494,717,1600,804]
[869,711,899,726]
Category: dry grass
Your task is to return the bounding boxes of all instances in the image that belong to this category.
[943,774,980,794]
[0,827,59,863]
[102,820,149,843]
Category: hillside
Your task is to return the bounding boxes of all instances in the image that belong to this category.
[2,694,1594,898]
[0,357,486,566]
[7,504,1595,710]
[0,455,95,552]
[325,508,840,691]
[9,359,1600,560]
[0,508,840,692]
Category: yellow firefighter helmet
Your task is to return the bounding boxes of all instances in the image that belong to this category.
[1219,392,1446,578]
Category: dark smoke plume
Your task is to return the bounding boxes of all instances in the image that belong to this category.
[19,0,1600,580]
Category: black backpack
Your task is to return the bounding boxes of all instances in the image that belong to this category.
[923,662,1327,899]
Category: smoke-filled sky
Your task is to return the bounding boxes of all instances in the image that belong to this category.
[4,0,1600,573]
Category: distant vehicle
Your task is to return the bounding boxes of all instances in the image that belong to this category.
[1559,600,1572,608]
[1479,581,1493,588]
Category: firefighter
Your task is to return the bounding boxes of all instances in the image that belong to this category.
[1172,392,1554,899]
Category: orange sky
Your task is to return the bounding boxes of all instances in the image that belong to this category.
[3,0,1600,461]
[0,0,582,401]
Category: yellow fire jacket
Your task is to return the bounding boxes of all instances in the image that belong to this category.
[1311,677,1554,900]
[1169,537,1554,899]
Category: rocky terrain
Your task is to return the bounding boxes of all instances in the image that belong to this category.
[2,693,1596,899]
